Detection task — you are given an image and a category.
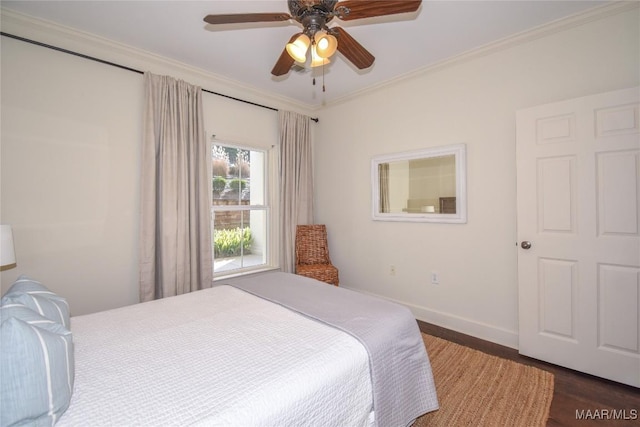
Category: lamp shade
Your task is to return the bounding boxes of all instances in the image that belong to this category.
[310,46,330,67]
[314,32,338,58]
[286,34,310,63]
[1,225,16,268]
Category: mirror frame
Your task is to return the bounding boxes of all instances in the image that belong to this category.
[371,144,467,223]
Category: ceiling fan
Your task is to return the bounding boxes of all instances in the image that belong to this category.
[203,0,422,76]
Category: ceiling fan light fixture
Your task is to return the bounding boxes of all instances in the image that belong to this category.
[286,34,310,63]
[314,32,338,58]
[205,0,424,77]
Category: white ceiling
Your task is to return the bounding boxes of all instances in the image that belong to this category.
[2,1,608,108]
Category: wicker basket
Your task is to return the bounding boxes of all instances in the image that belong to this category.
[295,224,339,286]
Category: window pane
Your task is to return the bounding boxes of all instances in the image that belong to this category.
[212,145,264,207]
[213,209,267,274]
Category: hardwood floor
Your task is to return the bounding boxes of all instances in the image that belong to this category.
[417,321,640,427]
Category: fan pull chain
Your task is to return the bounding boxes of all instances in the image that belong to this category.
[309,40,326,92]
[312,37,316,88]
[322,61,326,92]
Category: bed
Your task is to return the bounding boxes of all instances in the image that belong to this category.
[1,272,438,427]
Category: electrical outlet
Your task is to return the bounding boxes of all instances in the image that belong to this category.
[431,272,440,284]
[389,265,396,276]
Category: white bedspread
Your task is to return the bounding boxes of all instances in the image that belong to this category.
[57,285,373,427]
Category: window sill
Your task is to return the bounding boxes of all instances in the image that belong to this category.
[212,265,280,282]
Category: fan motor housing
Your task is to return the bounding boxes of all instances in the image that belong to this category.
[289,0,339,26]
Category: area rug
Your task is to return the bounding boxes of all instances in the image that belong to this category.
[412,334,554,427]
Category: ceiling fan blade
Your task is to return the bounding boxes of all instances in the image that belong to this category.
[336,0,421,21]
[271,33,302,76]
[334,27,374,69]
[204,13,291,25]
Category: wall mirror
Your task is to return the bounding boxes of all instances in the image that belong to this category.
[371,144,467,223]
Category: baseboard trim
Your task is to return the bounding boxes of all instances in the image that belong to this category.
[408,303,519,350]
[344,286,519,349]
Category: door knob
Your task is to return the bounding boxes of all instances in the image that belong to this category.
[521,241,532,250]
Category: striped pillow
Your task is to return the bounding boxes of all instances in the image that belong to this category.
[2,276,70,328]
[0,303,75,426]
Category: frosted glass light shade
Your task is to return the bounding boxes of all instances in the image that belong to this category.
[286,34,310,63]
[315,32,338,58]
[310,46,330,67]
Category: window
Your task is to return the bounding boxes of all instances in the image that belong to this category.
[212,143,272,276]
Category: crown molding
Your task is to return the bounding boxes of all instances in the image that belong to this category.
[0,8,316,115]
[326,1,639,108]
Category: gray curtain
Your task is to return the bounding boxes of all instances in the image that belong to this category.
[139,72,213,302]
[279,111,314,273]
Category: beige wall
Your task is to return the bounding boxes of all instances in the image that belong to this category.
[0,13,311,315]
[314,7,639,347]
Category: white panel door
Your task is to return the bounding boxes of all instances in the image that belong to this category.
[516,87,640,387]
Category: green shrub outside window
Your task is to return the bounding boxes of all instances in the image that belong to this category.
[213,227,252,257]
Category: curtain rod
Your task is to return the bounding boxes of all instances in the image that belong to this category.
[1,32,319,123]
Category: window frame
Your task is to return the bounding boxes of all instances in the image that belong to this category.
[211,140,279,279]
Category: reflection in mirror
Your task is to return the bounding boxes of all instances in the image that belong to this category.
[372,144,466,223]
[379,155,456,214]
